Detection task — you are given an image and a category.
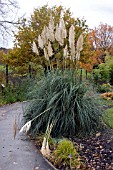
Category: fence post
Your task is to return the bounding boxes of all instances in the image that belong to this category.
[86,70,88,80]
[80,68,82,83]
[28,64,32,78]
[6,64,8,86]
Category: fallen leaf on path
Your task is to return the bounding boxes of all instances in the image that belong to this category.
[13,162,18,165]
[96,132,101,137]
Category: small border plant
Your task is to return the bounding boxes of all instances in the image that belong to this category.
[50,139,81,169]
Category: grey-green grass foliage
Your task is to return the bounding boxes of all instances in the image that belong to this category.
[24,70,102,137]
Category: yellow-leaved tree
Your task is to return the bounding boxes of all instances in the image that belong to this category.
[3,5,89,75]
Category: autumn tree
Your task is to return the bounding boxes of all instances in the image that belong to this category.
[89,24,113,63]
[4,5,89,74]
[91,24,113,51]
[79,32,102,71]
[82,23,113,71]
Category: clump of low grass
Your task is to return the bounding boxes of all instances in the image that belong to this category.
[97,83,112,93]
[50,139,81,169]
[24,70,102,137]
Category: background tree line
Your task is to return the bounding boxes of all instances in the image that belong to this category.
[1,4,113,76]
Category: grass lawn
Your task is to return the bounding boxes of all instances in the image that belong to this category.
[100,98,113,106]
[103,107,113,129]
[99,98,113,129]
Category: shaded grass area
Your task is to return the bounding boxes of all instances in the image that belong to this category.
[103,107,113,129]
[100,98,113,107]
[98,97,113,129]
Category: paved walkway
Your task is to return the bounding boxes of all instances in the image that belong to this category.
[0,102,54,170]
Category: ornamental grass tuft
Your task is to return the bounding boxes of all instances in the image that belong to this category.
[24,70,102,137]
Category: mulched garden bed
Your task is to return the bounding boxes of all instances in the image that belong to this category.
[72,126,113,170]
[31,124,113,169]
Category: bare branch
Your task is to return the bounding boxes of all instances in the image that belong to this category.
[0,0,20,43]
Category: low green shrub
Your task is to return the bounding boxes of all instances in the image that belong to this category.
[1,78,33,104]
[93,63,110,84]
[4,86,18,103]
[97,83,112,93]
[24,70,102,137]
[109,63,113,85]
[93,55,113,85]
[50,139,81,169]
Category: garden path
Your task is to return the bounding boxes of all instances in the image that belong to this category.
[0,102,54,170]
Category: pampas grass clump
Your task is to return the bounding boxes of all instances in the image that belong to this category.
[24,70,102,137]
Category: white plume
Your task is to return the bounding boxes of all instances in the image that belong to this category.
[32,41,39,55]
[19,121,31,133]
[38,35,44,49]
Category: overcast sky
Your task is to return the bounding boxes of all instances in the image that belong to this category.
[18,0,113,28]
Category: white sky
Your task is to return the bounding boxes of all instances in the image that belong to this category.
[18,0,113,28]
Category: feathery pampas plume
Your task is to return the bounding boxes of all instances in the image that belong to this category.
[59,17,67,39]
[47,41,53,57]
[63,45,68,59]
[55,24,60,42]
[63,45,68,69]
[40,137,51,157]
[19,121,31,133]
[76,34,84,60]
[55,17,67,46]
[41,26,48,45]
[19,107,52,135]
[40,122,53,157]
[32,41,39,55]
[44,47,49,61]
[69,25,75,61]
[38,35,44,49]
[49,15,54,31]
[47,15,55,42]
[76,34,84,51]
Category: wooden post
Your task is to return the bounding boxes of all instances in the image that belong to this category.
[28,64,32,78]
[80,68,82,83]
[86,70,88,80]
[6,64,8,86]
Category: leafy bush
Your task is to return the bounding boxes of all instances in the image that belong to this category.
[93,55,113,85]
[93,63,110,84]
[24,70,102,137]
[109,63,113,85]
[1,78,33,104]
[97,83,112,93]
[50,139,81,169]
